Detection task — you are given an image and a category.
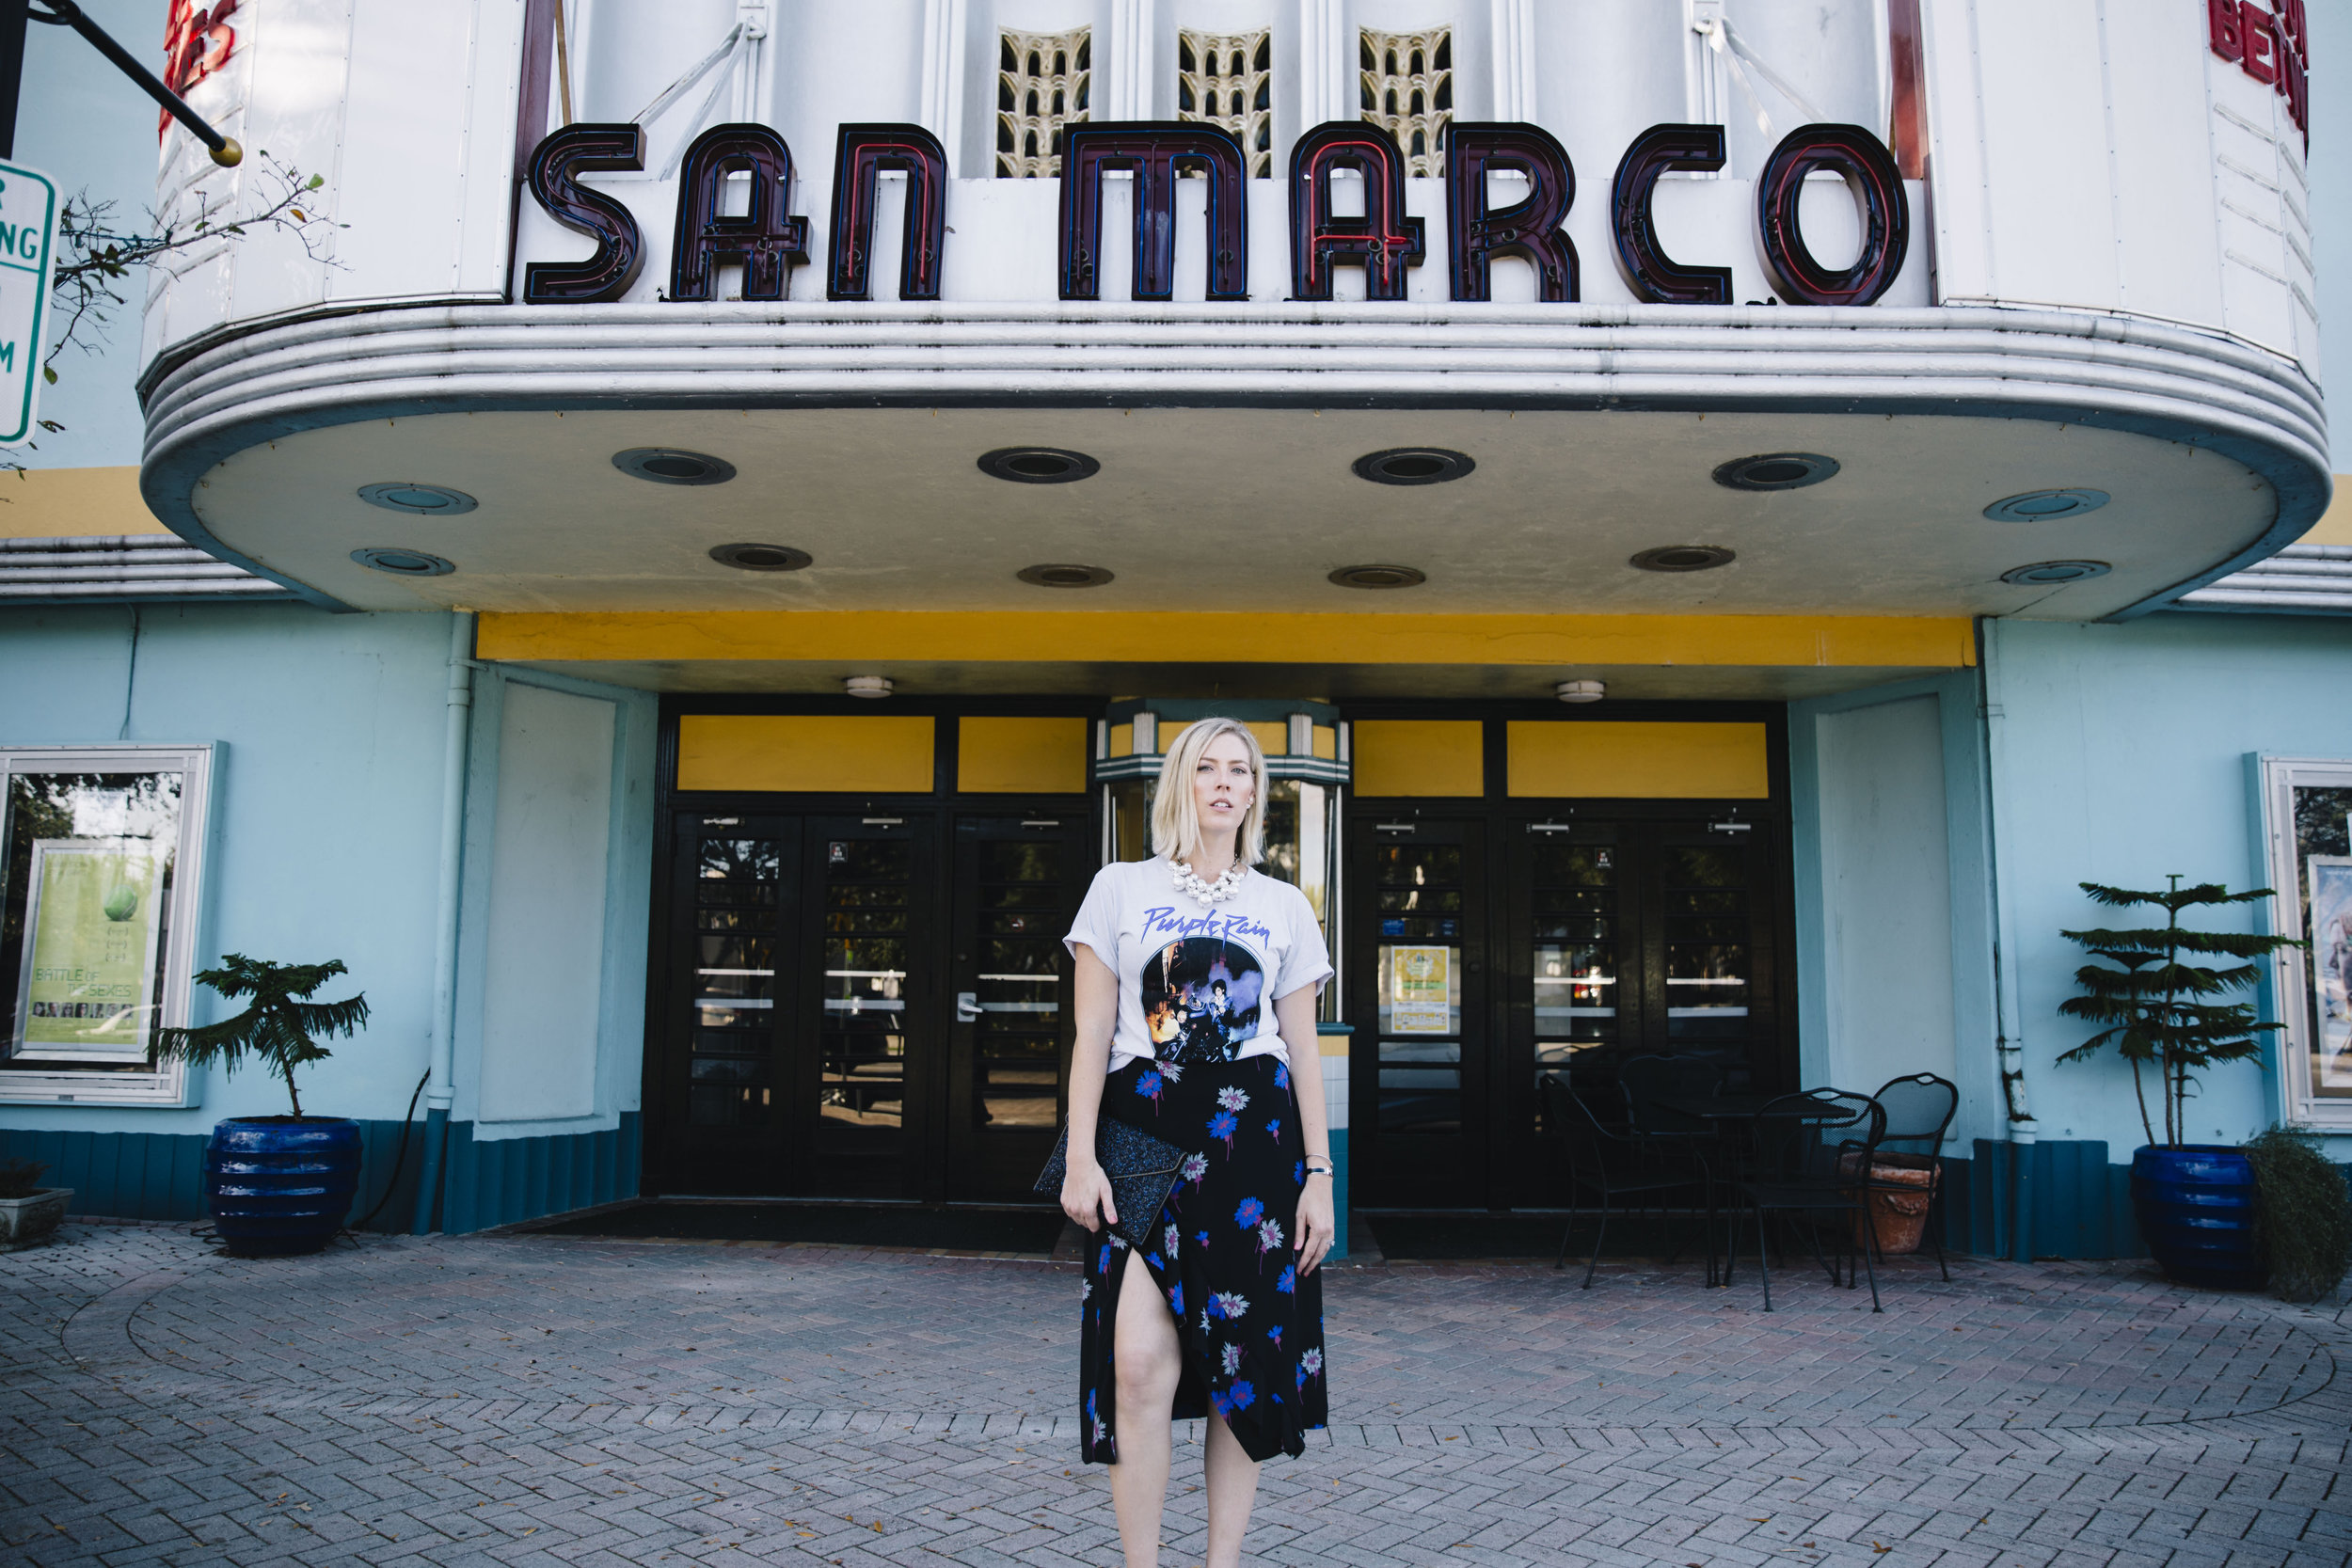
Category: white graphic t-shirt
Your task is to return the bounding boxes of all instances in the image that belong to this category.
[1064,857,1334,1072]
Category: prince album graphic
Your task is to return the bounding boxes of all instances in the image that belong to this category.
[1141,939,1268,1064]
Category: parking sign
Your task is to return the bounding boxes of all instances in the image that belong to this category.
[0,159,59,449]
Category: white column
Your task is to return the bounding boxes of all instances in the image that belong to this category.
[1490,0,1534,121]
[1107,0,1154,120]
[1298,0,1347,128]
[921,0,967,163]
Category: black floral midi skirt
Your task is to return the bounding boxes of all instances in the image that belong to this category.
[1079,1053,1328,1465]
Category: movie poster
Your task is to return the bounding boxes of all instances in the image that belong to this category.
[2308,855,2352,1089]
[10,839,166,1063]
[1388,944,1453,1035]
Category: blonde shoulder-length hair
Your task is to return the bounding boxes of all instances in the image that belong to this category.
[1149,717,1270,866]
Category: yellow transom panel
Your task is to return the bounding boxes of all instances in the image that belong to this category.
[676,715,936,793]
[1354,720,1485,797]
[959,716,1090,794]
[1507,721,1770,799]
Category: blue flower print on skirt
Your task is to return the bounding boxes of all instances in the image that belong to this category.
[1077,1053,1328,1465]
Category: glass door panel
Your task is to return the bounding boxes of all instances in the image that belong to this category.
[1655,832,1765,1089]
[1528,832,1623,1098]
[1347,821,1486,1208]
[653,815,802,1194]
[807,826,926,1194]
[948,816,1089,1199]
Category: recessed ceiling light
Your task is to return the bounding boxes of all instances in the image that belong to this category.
[1984,489,2111,522]
[612,447,737,485]
[1556,680,1606,704]
[351,546,455,577]
[1016,562,1115,588]
[979,448,1101,483]
[1328,564,1427,589]
[1630,545,1736,573]
[709,543,813,572]
[1352,448,1476,485]
[2000,560,2111,585]
[845,675,894,699]
[1712,452,1839,491]
[358,483,477,516]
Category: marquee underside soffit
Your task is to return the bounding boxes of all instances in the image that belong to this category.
[171,404,2277,623]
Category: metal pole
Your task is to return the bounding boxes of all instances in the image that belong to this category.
[29,0,241,166]
[412,610,477,1234]
[0,0,25,160]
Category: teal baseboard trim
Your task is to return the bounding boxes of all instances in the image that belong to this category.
[1951,1140,2145,1260]
[438,1113,642,1235]
[0,1118,434,1231]
[1328,1128,1349,1261]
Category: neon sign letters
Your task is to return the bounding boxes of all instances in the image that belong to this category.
[521,118,1911,310]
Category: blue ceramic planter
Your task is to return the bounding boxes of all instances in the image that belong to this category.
[203,1118,361,1257]
[2130,1144,2265,1291]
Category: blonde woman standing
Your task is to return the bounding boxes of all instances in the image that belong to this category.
[1060,717,1337,1568]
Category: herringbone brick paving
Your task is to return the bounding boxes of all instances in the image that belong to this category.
[2,1221,2344,1567]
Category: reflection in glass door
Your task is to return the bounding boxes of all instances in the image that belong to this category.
[948,816,1088,1198]
[807,820,930,1196]
[1528,831,1623,1099]
[1347,821,1486,1208]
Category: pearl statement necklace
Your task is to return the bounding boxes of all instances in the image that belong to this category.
[1172,857,1248,909]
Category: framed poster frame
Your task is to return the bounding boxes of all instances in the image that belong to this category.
[11,837,168,1062]
[0,745,217,1106]
[2253,753,2352,1131]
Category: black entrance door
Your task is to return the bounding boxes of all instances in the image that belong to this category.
[1345,809,1788,1212]
[1344,817,1491,1210]
[649,806,1087,1201]
[946,814,1089,1200]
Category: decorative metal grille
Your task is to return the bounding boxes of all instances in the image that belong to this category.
[996,28,1091,177]
[1359,26,1453,175]
[1178,29,1273,177]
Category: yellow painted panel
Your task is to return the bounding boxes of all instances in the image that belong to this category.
[0,467,170,540]
[1247,721,1288,757]
[1508,721,1770,799]
[2301,475,2352,546]
[677,715,934,793]
[1355,721,1485,797]
[959,716,1089,794]
[479,610,1977,670]
[1109,721,1136,758]
[1311,724,1337,760]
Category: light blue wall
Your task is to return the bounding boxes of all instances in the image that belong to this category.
[0,601,453,1129]
[1788,670,2001,1148]
[453,665,660,1142]
[1983,613,2352,1160]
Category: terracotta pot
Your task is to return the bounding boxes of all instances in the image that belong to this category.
[1838,1151,1938,1255]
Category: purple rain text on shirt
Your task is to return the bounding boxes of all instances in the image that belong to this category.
[1141,906,1276,947]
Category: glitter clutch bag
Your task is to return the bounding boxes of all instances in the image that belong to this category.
[1035,1117,1190,1251]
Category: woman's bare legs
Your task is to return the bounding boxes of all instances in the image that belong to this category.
[1109,1248,1181,1568]
[1109,1248,1265,1568]
[1201,1412,1262,1568]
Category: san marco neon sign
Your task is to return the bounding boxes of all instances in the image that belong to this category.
[521,117,1910,312]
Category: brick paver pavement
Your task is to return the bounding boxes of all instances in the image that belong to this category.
[2,1220,2345,1568]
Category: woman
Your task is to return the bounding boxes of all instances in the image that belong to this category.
[1061,717,1337,1568]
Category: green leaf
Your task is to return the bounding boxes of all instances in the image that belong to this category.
[306,174,324,189]
[41,367,56,384]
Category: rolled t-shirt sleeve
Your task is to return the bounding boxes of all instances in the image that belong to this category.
[1064,864,1122,969]
[1270,887,1335,1001]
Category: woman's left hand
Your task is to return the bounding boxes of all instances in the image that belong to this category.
[1294,1174,1336,1276]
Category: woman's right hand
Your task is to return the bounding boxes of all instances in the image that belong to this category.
[1060,1160,1118,1233]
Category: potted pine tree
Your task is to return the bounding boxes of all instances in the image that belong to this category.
[155,956,371,1258]
[2059,879,2299,1290]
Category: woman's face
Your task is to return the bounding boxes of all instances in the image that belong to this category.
[1193,731,1256,839]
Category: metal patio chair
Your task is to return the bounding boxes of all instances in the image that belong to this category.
[1542,1077,1713,1288]
[1728,1089,1884,1312]
[1616,1053,1724,1134]
[1863,1071,1959,1280]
